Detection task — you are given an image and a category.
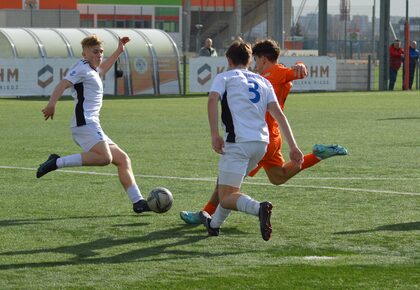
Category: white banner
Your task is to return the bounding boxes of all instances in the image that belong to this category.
[0,58,115,97]
[189,56,336,92]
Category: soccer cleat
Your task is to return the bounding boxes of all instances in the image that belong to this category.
[312,144,348,160]
[180,211,201,225]
[259,201,273,241]
[133,199,151,214]
[199,211,220,236]
[36,154,60,178]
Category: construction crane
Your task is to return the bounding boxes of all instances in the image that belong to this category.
[291,0,307,36]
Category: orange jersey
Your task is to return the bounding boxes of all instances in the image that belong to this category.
[248,63,304,177]
[261,63,301,143]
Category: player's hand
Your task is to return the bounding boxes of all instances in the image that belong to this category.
[42,104,55,120]
[289,147,304,168]
[211,135,225,154]
[293,62,308,79]
[118,36,130,51]
[120,36,130,45]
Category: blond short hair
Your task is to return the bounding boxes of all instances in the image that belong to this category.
[81,35,103,49]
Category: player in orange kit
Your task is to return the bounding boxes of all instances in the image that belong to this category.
[180,39,348,225]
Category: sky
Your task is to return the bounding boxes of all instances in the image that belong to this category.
[292,0,420,18]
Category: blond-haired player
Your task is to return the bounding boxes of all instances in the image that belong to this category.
[36,35,151,214]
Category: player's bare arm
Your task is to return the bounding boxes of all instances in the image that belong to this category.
[267,101,303,166]
[99,36,130,77]
[42,79,73,120]
[207,91,224,154]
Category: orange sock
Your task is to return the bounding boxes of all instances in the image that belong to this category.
[202,201,217,215]
[301,153,321,170]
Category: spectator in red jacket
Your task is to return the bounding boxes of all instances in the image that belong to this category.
[389,39,404,90]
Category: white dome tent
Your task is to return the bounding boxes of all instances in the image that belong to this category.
[0,28,181,97]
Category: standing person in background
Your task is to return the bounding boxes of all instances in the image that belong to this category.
[199,38,218,57]
[408,41,419,90]
[389,39,404,91]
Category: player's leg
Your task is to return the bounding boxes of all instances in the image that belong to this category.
[265,144,348,185]
[260,145,301,185]
[180,183,219,225]
[109,144,150,213]
[206,178,272,241]
[200,142,272,240]
[36,123,115,178]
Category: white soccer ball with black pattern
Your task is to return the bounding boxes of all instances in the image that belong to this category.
[147,187,173,213]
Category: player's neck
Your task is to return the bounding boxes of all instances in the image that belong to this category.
[262,61,275,73]
[230,64,248,70]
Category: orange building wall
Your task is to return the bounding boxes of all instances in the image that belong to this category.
[0,0,77,10]
[0,0,22,9]
[40,0,77,10]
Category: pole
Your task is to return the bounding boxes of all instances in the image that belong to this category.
[368,54,372,91]
[344,15,347,59]
[403,0,410,90]
[318,0,328,56]
[371,0,376,60]
[183,55,187,95]
[378,0,390,91]
[274,0,284,49]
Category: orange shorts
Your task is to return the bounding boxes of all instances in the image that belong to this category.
[248,138,284,177]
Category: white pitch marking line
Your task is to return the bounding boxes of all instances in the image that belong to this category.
[253,176,420,181]
[1,165,420,196]
[303,256,336,261]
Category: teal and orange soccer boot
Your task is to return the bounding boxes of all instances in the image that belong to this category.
[312,144,348,160]
[180,211,201,224]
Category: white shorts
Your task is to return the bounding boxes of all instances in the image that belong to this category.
[218,141,267,188]
[71,123,114,152]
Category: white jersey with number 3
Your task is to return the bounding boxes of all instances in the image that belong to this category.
[210,69,278,143]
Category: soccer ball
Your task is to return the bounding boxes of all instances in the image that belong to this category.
[146,187,173,213]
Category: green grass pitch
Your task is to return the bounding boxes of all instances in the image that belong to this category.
[0,91,419,289]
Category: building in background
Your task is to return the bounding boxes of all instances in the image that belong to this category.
[0,0,79,27]
[77,0,182,50]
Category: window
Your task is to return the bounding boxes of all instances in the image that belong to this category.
[155,7,179,32]
[80,20,93,27]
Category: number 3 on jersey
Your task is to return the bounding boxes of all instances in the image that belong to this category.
[248,80,261,103]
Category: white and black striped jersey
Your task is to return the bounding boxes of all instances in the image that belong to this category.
[65,60,104,127]
[210,68,278,143]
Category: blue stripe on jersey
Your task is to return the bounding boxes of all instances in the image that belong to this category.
[74,83,86,126]
[221,91,236,143]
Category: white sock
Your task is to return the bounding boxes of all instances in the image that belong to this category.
[236,195,260,216]
[127,184,143,203]
[210,205,231,228]
[56,154,82,169]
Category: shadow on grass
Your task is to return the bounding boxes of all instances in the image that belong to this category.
[6,94,207,102]
[377,117,420,121]
[0,224,247,270]
[334,221,420,235]
[0,215,140,227]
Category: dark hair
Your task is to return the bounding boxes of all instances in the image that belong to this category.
[252,39,280,62]
[225,41,252,66]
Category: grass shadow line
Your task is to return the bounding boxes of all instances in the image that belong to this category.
[334,221,420,235]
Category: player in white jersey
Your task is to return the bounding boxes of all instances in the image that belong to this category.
[200,41,304,241]
[36,34,151,214]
